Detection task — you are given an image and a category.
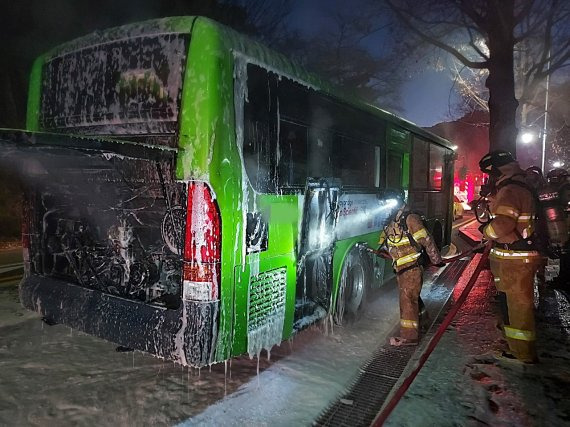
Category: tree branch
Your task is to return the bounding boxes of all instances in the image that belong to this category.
[386,0,488,69]
[514,0,535,24]
[458,0,488,30]
[464,19,489,60]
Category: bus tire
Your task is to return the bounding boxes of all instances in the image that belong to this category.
[334,245,373,325]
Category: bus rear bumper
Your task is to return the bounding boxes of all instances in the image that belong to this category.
[19,275,218,367]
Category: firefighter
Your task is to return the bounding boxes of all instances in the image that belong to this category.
[525,166,548,286]
[479,150,544,363]
[378,199,443,346]
[542,168,570,289]
[525,166,547,192]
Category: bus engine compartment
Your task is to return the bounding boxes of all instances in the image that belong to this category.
[20,144,185,308]
[1,131,220,367]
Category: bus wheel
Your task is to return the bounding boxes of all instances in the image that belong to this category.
[334,246,373,325]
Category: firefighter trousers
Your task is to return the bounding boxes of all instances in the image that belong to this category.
[490,255,542,363]
[396,266,422,341]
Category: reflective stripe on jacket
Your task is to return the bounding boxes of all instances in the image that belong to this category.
[490,248,541,262]
[379,212,442,271]
[483,165,536,244]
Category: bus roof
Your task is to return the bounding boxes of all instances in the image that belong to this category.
[40,16,454,150]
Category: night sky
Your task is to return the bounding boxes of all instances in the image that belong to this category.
[286,0,462,127]
[0,0,461,129]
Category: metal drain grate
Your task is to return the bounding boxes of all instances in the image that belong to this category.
[360,347,415,380]
[314,259,470,427]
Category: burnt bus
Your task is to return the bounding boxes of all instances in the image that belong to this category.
[0,17,455,367]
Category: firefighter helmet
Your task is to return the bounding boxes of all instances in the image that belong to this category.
[479,150,516,174]
[525,166,545,189]
[526,166,544,178]
[546,168,569,184]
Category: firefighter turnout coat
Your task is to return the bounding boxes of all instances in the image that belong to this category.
[483,162,543,362]
[379,212,442,341]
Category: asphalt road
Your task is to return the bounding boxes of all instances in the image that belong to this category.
[0,222,478,425]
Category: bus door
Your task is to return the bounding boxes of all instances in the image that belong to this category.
[384,127,411,279]
[297,178,341,316]
[386,126,410,194]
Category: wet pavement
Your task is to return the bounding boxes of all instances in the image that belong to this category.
[315,258,471,427]
[384,257,570,426]
[0,246,444,426]
[3,216,569,427]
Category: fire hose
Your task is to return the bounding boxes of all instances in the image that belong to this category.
[363,242,487,266]
[371,241,492,425]
[439,242,487,264]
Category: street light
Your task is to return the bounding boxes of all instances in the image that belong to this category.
[520,132,535,144]
[541,49,551,172]
[552,161,564,168]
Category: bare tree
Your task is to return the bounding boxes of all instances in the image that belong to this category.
[519,80,570,168]
[226,0,293,46]
[281,7,405,111]
[385,0,570,155]
[450,62,490,115]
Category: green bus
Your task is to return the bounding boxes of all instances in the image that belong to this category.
[1,16,454,367]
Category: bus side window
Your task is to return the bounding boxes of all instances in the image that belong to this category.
[278,120,308,186]
[411,137,429,190]
[386,151,402,188]
[308,125,335,179]
[273,65,385,191]
[336,136,376,187]
[244,64,278,193]
[429,144,446,191]
[244,121,276,192]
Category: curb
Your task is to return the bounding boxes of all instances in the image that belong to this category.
[0,266,24,282]
[458,222,482,246]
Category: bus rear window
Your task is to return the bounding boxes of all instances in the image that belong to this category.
[40,34,188,141]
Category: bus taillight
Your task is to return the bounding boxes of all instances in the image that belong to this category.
[182,182,221,302]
